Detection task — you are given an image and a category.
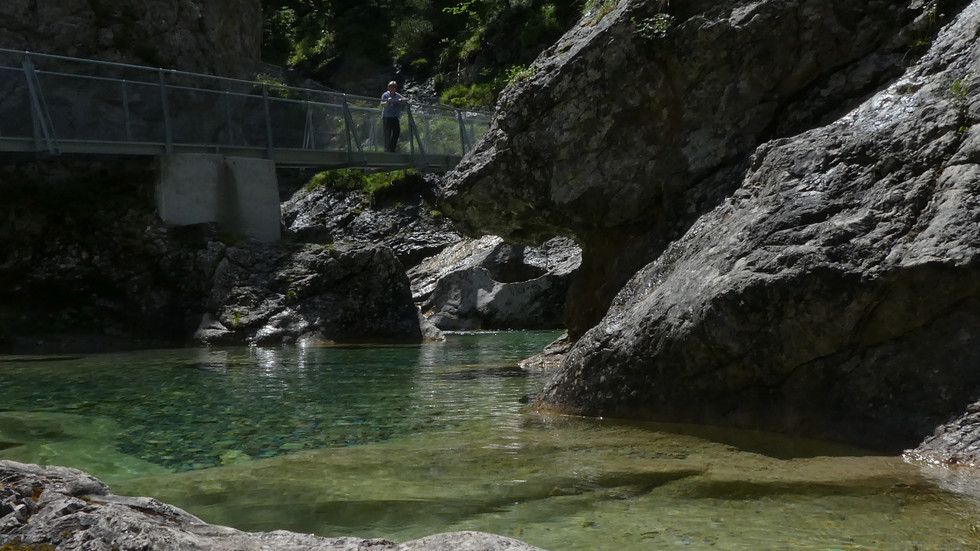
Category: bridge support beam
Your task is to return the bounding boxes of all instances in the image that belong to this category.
[156,154,281,242]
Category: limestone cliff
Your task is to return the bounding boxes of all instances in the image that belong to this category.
[444,0,980,450]
[444,0,965,337]
[0,0,261,78]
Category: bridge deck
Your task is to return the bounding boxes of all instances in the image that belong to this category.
[0,48,491,172]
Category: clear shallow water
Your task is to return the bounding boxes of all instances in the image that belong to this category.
[1,331,980,550]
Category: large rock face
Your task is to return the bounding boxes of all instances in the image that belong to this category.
[444,0,962,337]
[537,2,980,451]
[283,177,582,332]
[0,0,261,77]
[445,0,980,451]
[0,461,546,551]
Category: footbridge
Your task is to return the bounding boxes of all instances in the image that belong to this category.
[0,48,492,241]
[0,48,490,170]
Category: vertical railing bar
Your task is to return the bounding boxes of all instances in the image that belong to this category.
[303,101,315,150]
[223,91,233,148]
[407,106,428,169]
[342,95,366,166]
[158,69,173,154]
[409,111,415,158]
[122,80,132,142]
[21,56,59,154]
[455,111,468,157]
[262,84,274,159]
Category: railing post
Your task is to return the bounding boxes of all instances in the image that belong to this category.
[21,56,59,155]
[303,101,315,150]
[341,95,366,166]
[455,110,469,156]
[223,91,233,148]
[406,106,428,169]
[262,83,274,159]
[158,69,173,154]
[121,80,133,142]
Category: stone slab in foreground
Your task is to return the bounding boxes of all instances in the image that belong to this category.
[0,461,546,551]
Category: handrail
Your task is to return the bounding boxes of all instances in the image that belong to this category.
[0,48,492,172]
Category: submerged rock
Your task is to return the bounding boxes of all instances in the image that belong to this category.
[533,1,980,451]
[196,241,422,346]
[0,460,547,551]
[409,235,581,330]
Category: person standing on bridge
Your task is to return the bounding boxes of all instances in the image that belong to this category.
[381,80,409,152]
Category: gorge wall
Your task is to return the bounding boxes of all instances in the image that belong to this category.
[444,0,965,338]
[444,0,980,451]
[0,0,261,77]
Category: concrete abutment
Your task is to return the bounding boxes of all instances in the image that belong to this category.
[156,154,281,242]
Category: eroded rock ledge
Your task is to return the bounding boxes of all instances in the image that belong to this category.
[0,461,546,551]
[446,0,980,451]
[536,1,980,452]
[444,0,959,337]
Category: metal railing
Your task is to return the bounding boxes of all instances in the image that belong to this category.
[0,48,492,172]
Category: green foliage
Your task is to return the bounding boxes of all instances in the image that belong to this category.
[391,16,435,64]
[949,75,970,99]
[305,169,421,204]
[505,64,537,85]
[365,169,416,197]
[632,13,674,41]
[441,82,498,108]
[260,0,582,103]
[583,0,618,22]
[908,5,945,51]
[306,169,366,193]
[443,0,480,17]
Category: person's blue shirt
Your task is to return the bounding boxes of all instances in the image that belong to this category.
[381,91,406,118]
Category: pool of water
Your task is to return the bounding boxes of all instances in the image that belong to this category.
[2,331,979,550]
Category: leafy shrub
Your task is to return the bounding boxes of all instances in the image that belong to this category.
[306,169,366,193]
[632,13,674,41]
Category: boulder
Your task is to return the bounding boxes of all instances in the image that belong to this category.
[907,402,980,467]
[534,1,980,451]
[409,236,581,330]
[0,460,547,551]
[443,0,967,337]
[282,177,461,269]
[196,241,423,346]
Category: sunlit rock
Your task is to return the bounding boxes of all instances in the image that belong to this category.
[409,235,581,330]
[444,0,956,337]
[0,460,548,551]
[535,1,980,451]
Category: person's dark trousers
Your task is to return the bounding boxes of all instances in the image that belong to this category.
[383,117,400,152]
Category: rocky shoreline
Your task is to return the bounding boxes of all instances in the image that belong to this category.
[0,461,546,551]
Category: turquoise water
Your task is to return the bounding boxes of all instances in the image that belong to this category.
[2,331,980,550]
